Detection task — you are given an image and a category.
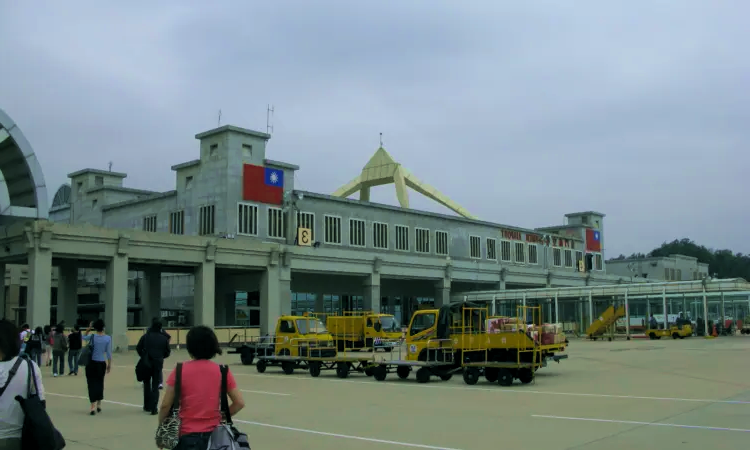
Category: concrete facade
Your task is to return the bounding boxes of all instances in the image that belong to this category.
[606,254,710,282]
[1,124,627,347]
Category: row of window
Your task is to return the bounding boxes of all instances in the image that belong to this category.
[664,268,706,281]
[140,203,605,270]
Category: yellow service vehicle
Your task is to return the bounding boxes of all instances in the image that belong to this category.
[367,303,546,385]
[647,324,693,340]
[487,315,568,369]
[325,312,403,352]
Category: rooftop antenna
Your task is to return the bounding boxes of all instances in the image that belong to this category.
[218,109,222,127]
[108,161,113,172]
[266,104,274,135]
[379,132,383,148]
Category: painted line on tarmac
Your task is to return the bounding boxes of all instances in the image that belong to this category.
[46,392,464,450]
[240,389,290,396]
[230,371,750,405]
[531,414,750,433]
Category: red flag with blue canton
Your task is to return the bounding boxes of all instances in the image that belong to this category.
[585,228,601,252]
[243,164,284,205]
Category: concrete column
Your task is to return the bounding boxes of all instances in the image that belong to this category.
[0,263,5,320]
[141,269,161,326]
[57,264,79,327]
[682,294,687,319]
[554,293,559,324]
[105,255,129,352]
[194,261,216,327]
[434,278,450,308]
[259,265,291,335]
[363,273,381,313]
[27,247,53,328]
[588,291,593,326]
[662,288,668,330]
[624,289,630,338]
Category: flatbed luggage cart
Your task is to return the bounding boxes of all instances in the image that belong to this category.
[255,337,337,375]
[367,338,457,384]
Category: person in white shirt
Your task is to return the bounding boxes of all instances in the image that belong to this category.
[17,325,30,354]
[0,319,45,450]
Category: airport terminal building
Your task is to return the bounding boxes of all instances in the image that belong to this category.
[1,122,627,349]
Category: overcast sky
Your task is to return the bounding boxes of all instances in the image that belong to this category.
[1,1,748,257]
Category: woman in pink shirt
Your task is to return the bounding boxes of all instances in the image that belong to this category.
[157,326,245,449]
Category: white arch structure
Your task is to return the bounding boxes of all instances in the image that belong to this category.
[0,108,48,223]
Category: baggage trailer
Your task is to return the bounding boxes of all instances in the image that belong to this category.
[367,339,457,384]
[320,311,404,352]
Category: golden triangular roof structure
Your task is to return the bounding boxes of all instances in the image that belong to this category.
[332,146,477,219]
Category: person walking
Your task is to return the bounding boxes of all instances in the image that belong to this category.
[0,319,46,450]
[67,324,83,376]
[18,324,30,355]
[43,325,53,368]
[26,327,44,366]
[158,326,245,449]
[51,324,68,377]
[136,319,171,415]
[82,319,112,416]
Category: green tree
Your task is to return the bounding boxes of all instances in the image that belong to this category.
[647,238,750,280]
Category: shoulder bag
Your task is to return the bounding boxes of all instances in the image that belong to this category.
[207,365,250,449]
[15,355,66,450]
[78,334,95,367]
[155,362,182,449]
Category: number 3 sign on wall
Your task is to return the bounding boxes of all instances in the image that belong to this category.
[297,228,312,246]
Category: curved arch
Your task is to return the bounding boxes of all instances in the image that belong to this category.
[52,183,71,208]
[0,107,48,221]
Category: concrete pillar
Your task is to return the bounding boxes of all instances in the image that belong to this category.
[554,293,559,324]
[624,289,630,338]
[194,261,216,327]
[105,255,129,352]
[57,264,79,327]
[141,269,161,326]
[27,247,52,328]
[588,291,594,326]
[259,265,292,335]
[363,273,381,313]
[0,263,5,320]
[434,278,450,308]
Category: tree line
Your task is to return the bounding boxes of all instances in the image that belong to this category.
[611,238,750,281]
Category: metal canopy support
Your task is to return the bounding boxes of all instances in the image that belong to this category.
[588,291,593,326]
[554,292,559,324]
[662,287,668,330]
[624,289,630,339]
[702,287,709,337]
[491,295,496,316]
[721,292,726,328]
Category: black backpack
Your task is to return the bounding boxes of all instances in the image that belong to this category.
[15,355,66,449]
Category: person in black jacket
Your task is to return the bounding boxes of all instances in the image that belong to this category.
[67,324,83,375]
[136,319,171,415]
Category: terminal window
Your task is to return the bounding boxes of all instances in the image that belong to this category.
[486,238,497,260]
[373,222,388,249]
[415,228,430,253]
[575,251,583,269]
[237,203,259,235]
[595,253,603,271]
[500,240,511,261]
[469,235,481,259]
[324,215,342,244]
[296,211,315,241]
[169,210,184,235]
[564,249,573,267]
[267,207,285,239]
[142,215,157,232]
[395,225,410,251]
[435,231,448,255]
[514,242,525,263]
[198,205,216,235]
[528,244,538,264]
[552,248,562,267]
[349,219,366,247]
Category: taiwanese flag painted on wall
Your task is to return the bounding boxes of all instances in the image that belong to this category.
[243,164,284,205]
[586,228,601,252]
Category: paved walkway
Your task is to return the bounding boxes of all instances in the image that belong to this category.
[42,336,750,449]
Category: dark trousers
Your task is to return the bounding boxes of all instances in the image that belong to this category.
[68,349,81,374]
[85,361,107,403]
[52,351,65,374]
[28,348,42,366]
[142,359,163,412]
[175,432,212,450]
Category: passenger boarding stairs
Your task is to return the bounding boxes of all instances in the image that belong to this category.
[586,305,626,341]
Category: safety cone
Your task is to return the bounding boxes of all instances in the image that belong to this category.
[712,324,718,337]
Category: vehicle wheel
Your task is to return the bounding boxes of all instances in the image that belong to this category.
[439,373,453,381]
[518,368,533,384]
[309,361,321,378]
[364,367,374,377]
[240,349,254,366]
[396,366,411,379]
[336,362,349,379]
[463,368,480,385]
[256,359,267,374]
[484,368,499,383]
[680,335,685,339]
[416,368,431,384]
[649,332,656,340]
[672,333,679,339]
[282,362,295,375]
[373,365,387,381]
[497,368,513,387]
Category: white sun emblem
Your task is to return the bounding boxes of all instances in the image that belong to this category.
[269,171,279,184]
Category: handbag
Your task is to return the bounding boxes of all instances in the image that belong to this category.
[155,363,182,449]
[207,365,250,449]
[78,334,94,367]
[14,355,66,450]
